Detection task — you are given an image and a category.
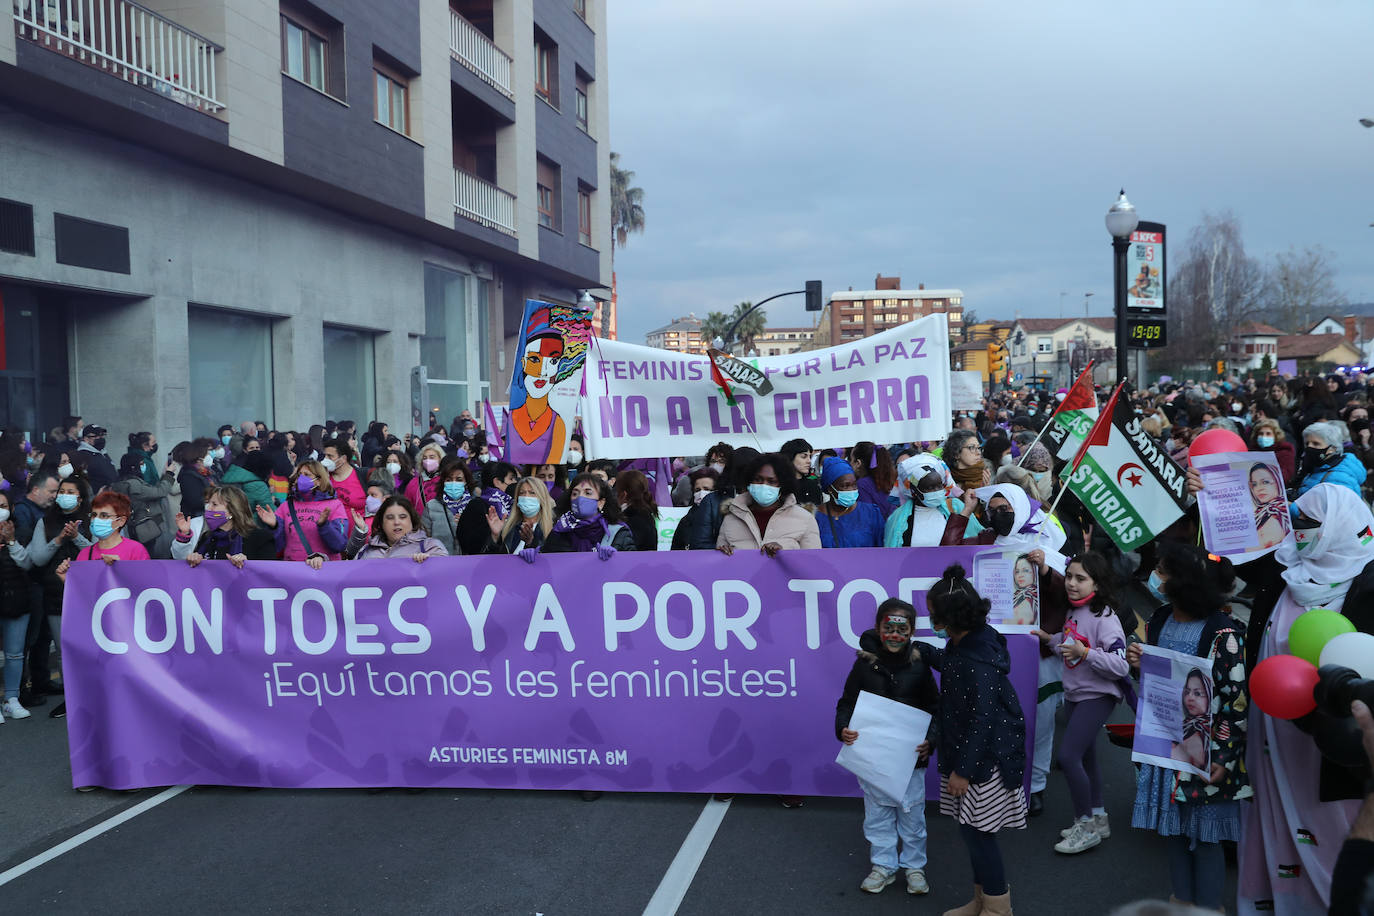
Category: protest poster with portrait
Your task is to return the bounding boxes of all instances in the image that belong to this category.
[1132,645,1213,778]
[1193,451,1290,561]
[503,299,593,466]
[972,550,1039,629]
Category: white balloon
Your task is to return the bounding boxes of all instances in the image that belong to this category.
[1317,631,1374,678]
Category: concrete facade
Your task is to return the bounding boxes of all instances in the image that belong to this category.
[0,0,610,452]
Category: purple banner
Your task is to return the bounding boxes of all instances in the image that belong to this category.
[62,548,1038,795]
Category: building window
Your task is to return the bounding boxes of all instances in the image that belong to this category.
[575,75,589,131]
[573,0,587,21]
[282,16,327,91]
[577,187,592,246]
[534,28,558,106]
[537,157,561,231]
[323,326,376,423]
[189,307,273,438]
[373,65,409,134]
[1037,337,1053,353]
[423,265,492,421]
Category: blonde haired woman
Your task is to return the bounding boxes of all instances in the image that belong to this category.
[492,476,556,562]
[405,441,447,509]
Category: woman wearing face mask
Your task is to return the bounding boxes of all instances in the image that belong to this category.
[0,489,39,720]
[884,456,980,548]
[110,452,180,558]
[255,460,350,569]
[174,439,215,518]
[530,463,567,503]
[564,434,586,472]
[848,442,897,522]
[422,457,475,555]
[1294,421,1366,500]
[405,442,447,511]
[361,473,394,531]
[377,449,415,498]
[479,461,520,519]
[716,453,820,557]
[172,485,273,567]
[540,473,635,559]
[347,495,448,562]
[704,443,733,479]
[491,476,556,560]
[814,457,885,549]
[671,468,719,550]
[1248,418,1295,482]
[1185,472,1373,913]
[1001,442,1054,504]
[124,431,162,487]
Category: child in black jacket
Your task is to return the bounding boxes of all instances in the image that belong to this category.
[835,597,939,896]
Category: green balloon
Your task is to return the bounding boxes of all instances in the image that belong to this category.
[1288,609,1357,665]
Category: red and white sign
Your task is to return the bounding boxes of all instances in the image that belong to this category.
[1126,224,1166,312]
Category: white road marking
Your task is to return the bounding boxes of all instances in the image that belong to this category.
[0,785,190,887]
[642,797,732,916]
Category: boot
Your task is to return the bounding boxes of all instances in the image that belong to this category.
[979,886,1012,915]
[942,885,983,916]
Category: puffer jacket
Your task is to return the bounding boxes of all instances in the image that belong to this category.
[221,464,273,513]
[835,629,940,748]
[917,625,1027,789]
[348,528,449,560]
[716,493,821,551]
[1296,451,1366,499]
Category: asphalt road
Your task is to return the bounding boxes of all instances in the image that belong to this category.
[0,580,1233,914]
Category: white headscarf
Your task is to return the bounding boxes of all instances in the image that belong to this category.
[898,454,959,546]
[1274,483,1374,607]
[901,454,955,495]
[974,483,1069,571]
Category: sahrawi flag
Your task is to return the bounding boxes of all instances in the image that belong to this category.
[1046,362,1098,461]
[1064,382,1190,551]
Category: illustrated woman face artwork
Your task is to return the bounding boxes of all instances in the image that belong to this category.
[1182,672,1209,717]
[1013,556,1035,589]
[522,337,564,399]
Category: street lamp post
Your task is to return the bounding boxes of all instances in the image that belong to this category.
[1105,190,1139,385]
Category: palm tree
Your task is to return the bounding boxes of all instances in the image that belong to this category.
[610,152,645,267]
[730,301,767,354]
[699,311,733,350]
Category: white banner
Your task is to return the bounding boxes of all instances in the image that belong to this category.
[950,370,984,412]
[582,315,952,458]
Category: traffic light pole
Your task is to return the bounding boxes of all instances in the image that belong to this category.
[719,281,822,353]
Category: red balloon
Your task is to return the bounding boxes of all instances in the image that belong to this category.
[1189,428,1249,458]
[1250,655,1319,720]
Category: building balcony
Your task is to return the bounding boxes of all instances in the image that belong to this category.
[449,9,512,99]
[454,167,516,236]
[12,0,224,112]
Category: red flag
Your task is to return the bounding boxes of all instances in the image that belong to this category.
[708,352,737,406]
[1052,361,1096,417]
[1066,380,1124,475]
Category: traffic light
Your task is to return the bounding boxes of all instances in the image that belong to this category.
[988,342,1008,376]
[804,280,822,311]
[1215,360,1226,377]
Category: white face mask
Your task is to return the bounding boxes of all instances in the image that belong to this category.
[693,489,710,505]
[58,463,73,478]
[0,508,11,523]
[567,450,583,466]
[321,458,337,473]
[709,462,725,475]
[386,462,401,476]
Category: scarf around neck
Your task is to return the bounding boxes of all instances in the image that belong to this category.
[552,510,606,551]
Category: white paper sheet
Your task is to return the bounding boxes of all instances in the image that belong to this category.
[835,690,932,804]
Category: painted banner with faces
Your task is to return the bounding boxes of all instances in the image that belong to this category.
[503,299,592,466]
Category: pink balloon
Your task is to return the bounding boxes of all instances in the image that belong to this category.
[1250,655,1319,720]
[1189,428,1249,458]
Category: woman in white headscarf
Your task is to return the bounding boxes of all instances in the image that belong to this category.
[883,454,981,547]
[1225,482,1374,915]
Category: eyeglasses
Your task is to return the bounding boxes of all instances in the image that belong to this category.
[962,444,982,453]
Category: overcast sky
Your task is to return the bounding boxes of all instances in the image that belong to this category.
[604,0,1374,343]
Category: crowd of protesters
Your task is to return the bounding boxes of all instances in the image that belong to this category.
[1,365,1372,915]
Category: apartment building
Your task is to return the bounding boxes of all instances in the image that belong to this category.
[645,314,704,354]
[753,325,813,356]
[0,0,609,446]
[820,275,963,347]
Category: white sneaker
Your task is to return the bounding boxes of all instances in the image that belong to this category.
[860,866,896,893]
[1054,820,1103,854]
[1,697,27,720]
[1060,813,1109,838]
[905,868,929,895]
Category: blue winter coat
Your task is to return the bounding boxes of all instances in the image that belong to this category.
[1296,451,1367,499]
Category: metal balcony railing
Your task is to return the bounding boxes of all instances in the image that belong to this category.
[13,0,224,112]
[449,10,512,99]
[454,168,516,237]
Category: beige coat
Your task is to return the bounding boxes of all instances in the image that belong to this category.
[716,492,821,551]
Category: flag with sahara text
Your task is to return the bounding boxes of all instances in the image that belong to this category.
[1045,363,1098,462]
[1065,387,1189,551]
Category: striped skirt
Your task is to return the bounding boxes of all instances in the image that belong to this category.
[939,767,1028,832]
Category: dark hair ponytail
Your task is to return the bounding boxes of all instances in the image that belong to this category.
[927,563,991,632]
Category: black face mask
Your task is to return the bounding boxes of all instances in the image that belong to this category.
[147,444,158,455]
[1303,445,1330,469]
[989,508,1016,537]
[92,437,106,451]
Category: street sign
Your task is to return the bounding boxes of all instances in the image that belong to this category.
[1126,316,1168,349]
[1126,221,1166,315]
[1013,372,1023,382]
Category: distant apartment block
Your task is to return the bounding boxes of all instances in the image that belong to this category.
[754,326,814,356]
[817,274,963,347]
[645,314,704,354]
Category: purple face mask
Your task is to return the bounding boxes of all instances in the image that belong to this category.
[544,480,556,493]
[203,509,229,530]
[296,477,316,494]
[572,495,600,519]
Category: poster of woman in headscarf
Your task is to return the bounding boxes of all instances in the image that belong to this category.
[1131,645,1212,778]
[971,550,1039,629]
[504,300,592,465]
[1192,451,1290,559]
